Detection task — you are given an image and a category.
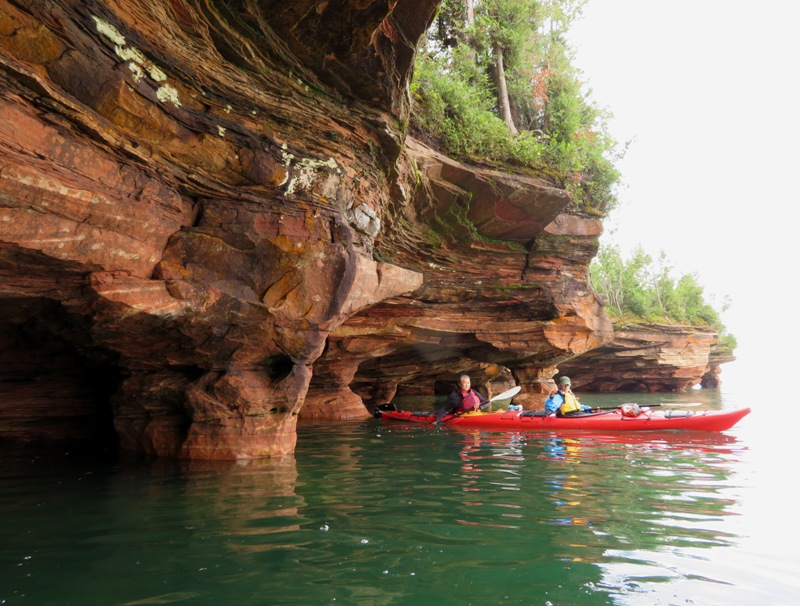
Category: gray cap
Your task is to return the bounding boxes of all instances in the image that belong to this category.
[558,376,571,386]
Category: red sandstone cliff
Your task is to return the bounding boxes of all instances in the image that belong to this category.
[0,1,720,459]
[301,136,612,418]
[0,0,441,457]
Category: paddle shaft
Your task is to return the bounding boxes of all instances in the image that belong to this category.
[590,403,662,411]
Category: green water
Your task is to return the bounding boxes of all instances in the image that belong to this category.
[0,389,796,605]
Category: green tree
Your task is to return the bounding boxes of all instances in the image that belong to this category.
[590,244,735,350]
[411,0,621,216]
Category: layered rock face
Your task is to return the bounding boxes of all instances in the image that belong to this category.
[0,0,611,458]
[554,323,729,392]
[303,138,612,416]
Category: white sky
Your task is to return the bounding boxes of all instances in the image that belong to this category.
[567,0,800,384]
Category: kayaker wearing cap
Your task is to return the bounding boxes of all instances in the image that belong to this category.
[544,376,591,416]
[435,374,489,422]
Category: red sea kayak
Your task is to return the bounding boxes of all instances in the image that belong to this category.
[378,406,751,432]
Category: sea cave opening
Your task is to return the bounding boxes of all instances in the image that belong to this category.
[0,298,122,453]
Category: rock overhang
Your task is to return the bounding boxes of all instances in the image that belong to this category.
[0,0,616,457]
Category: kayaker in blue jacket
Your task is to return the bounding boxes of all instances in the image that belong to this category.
[544,376,591,416]
[435,375,489,422]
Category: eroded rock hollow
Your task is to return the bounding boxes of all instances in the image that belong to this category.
[0,0,616,458]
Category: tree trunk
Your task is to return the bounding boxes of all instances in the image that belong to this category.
[465,0,476,63]
[493,41,518,136]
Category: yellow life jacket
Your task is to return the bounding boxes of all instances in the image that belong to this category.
[559,390,582,415]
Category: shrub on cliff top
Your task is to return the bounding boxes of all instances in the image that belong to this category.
[410,0,622,217]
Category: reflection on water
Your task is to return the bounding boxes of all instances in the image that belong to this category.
[0,395,795,606]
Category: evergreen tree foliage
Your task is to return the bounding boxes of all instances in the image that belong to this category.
[410,0,622,216]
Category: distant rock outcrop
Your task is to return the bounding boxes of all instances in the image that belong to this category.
[554,323,732,392]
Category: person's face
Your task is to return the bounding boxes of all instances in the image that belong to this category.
[460,377,471,391]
